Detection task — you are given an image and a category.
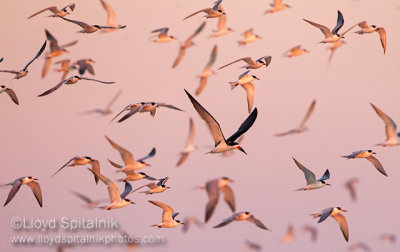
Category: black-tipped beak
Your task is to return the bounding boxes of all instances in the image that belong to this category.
[130,201,135,204]
[326,183,331,186]
[373,152,377,154]
[237,146,247,155]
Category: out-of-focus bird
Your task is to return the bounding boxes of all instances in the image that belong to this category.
[88,168,134,210]
[348,242,371,252]
[265,0,291,14]
[38,76,115,97]
[238,29,261,46]
[210,6,232,38]
[244,240,262,251]
[80,89,122,116]
[292,157,330,191]
[282,224,294,242]
[105,136,156,173]
[183,0,224,20]
[3,176,42,207]
[185,89,258,154]
[327,40,346,64]
[71,191,103,209]
[99,0,124,33]
[151,27,176,43]
[54,59,76,81]
[304,10,356,43]
[275,100,316,137]
[181,216,203,233]
[380,233,396,243]
[195,45,217,96]
[229,70,260,90]
[60,17,126,33]
[355,21,386,54]
[214,212,270,230]
[203,177,235,223]
[149,200,184,228]
[27,3,75,19]
[42,29,77,78]
[73,59,95,75]
[172,21,206,68]
[284,45,309,57]
[0,41,46,80]
[113,102,183,123]
[345,178,359,202]
[52,156,100,184]
[218,56,271,70]
[370,103,400,146]
[115,171,157,183]
[177,118,196,167]
[311,207,349,242]
[342,150,387,177]
[303,225,318,242]
[0,85,19,105]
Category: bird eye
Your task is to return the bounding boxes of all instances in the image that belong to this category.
[337,207,341,210]
[245,211,250,214]
[28,176,33,179]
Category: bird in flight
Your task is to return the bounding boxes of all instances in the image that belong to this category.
[195,45,218,96]
[60,17,126,33]
[3,176,42,207]
[265,0,291,14]
[214,212,270,230]
[218,55,271,70]
[151,27,177,43]
[311,207,349,242]
[176,118,196,167]
[149,200,184,228]
[292,157,330,191]
[183,0,225,20]
[342,150,387,177]
[0,85,19,105]
[27,3,75,19]
[370,103,400,146]
[203,177,235,223]
[355,21,386,54]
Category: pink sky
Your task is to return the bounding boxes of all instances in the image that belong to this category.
[1,0,399,251]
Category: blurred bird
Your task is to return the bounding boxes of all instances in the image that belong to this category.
[38,76,115,97]
[238,29,261,46]
[345,178,359,202]
[304,10,356,43]
[115,171,157,182]
[113,102,183,123]
[275,100,316,137]
[60,17,126,33]
[342,150,387,177]
[27,3,75,19]
[218,56,271,70]
[348,242,371,252]
[311,207,349,242]
[282,224,294,242]
[183,0,224,20]
[229,70,260,90]
[380,233,396,243]
[196,45,218,96]
[0,41,46,80]
[54,59,76,81]
[210,6,232,38]
[203,177,235,223]
[214,212,270,230]
[3,176,42,207]
[172,21,206,68]
[42,29,77,78]
[73,59,95,75]
[177,118,196,167]
[181,216,203,233]
[151,27,176,43]
[71,191,103,209]
[355,21,386,54]
[370,103,400,146]
[88,168,134,210]
[105,136,156,173]
[284,45,309,57]
[0,58,3,63]
[303,225,318,242]
[327,40,346,64]
[185,89,258,154]
[149,200,184,228]
[0,85,19,105]
[245,240,262,251]
[292,157,330,191]
[265,0,291,14]
[99,0,124,33]
[52,156,100,184]
[80,89,122,116]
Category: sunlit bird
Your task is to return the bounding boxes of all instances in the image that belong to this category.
[244,240,262,251]
[113,102,183,123]
[151,27,176,43]
[327,40,346,64]
[311,207,349,242]
[345,178,359,202]
[52,156,101,184]
[99,0,124,33]
[238,29,261,46]
[80,89,122,116]
[229,70,260,90]
[54,59,76,81]
[60,17,126,33]
[292,157,330,191]
[177,118,196,167]
[183,0,225,20]
[218,55,271,70]
[342,150,387,177]
[265,0,291,14]
[203,177,235,223]
[27,3,75,19]
[3,176,42,207]
[129,177,170,195]
[149,200,184,228]
[210,6,232,38]
[355,21,386,54]
[214,212,270,230]
[230,71,259,113]
[370,103,400,146]
[282,224,294,242]
[74,59,95,75]
[284,45,309,57]
[196,45,218,96]
[0,85,19,105]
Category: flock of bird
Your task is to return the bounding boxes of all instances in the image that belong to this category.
[0,0,397,251]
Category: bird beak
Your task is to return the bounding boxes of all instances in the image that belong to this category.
[34,178,39,181]
[342,210,347,212]
[167,187,171,189]
[254,76,260,80]
[326,183,331,186]
[130,201,135,204]
[237,146,247,155]
[373,152,377,154]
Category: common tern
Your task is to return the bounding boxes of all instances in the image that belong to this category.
[80,89,122,116]
[210,6,232,38]
[214,212,270,230]
[204,177,235,223]
[355,21,386,54]
[0,85,19,105]
[52,156,100,184]
[130,177,170,195]
[113,102,183,123]
[284,45,309,57]
[183,0,225,20]
[370,103,400,146]
[342,150,387,177]
[196,45,217,96]
[218,55,271,70]
[0,41,46,80]
[292,157,330,191]
[176,118,196,167]
[345,178,359,202]
[38,76,115,97]
[311,207,349,241]
[275,100,316,137]
[185,89,258,154]
[304,10,356,43]
[229,70,260,89]
[149,200,184,228]
[60,17,126,33]
[238,29,261,46]
[3,176,42,207]
[172,21,206,68]
[99,0,124,33]
[115,171,157,182]
[88,168,134,210]
[303,225,318,242]
[265,0,291,14]
[27,3,75,19]
[151,27,176,43]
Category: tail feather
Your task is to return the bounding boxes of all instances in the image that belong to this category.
[310,213,320,219]
[229,82,238,90]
